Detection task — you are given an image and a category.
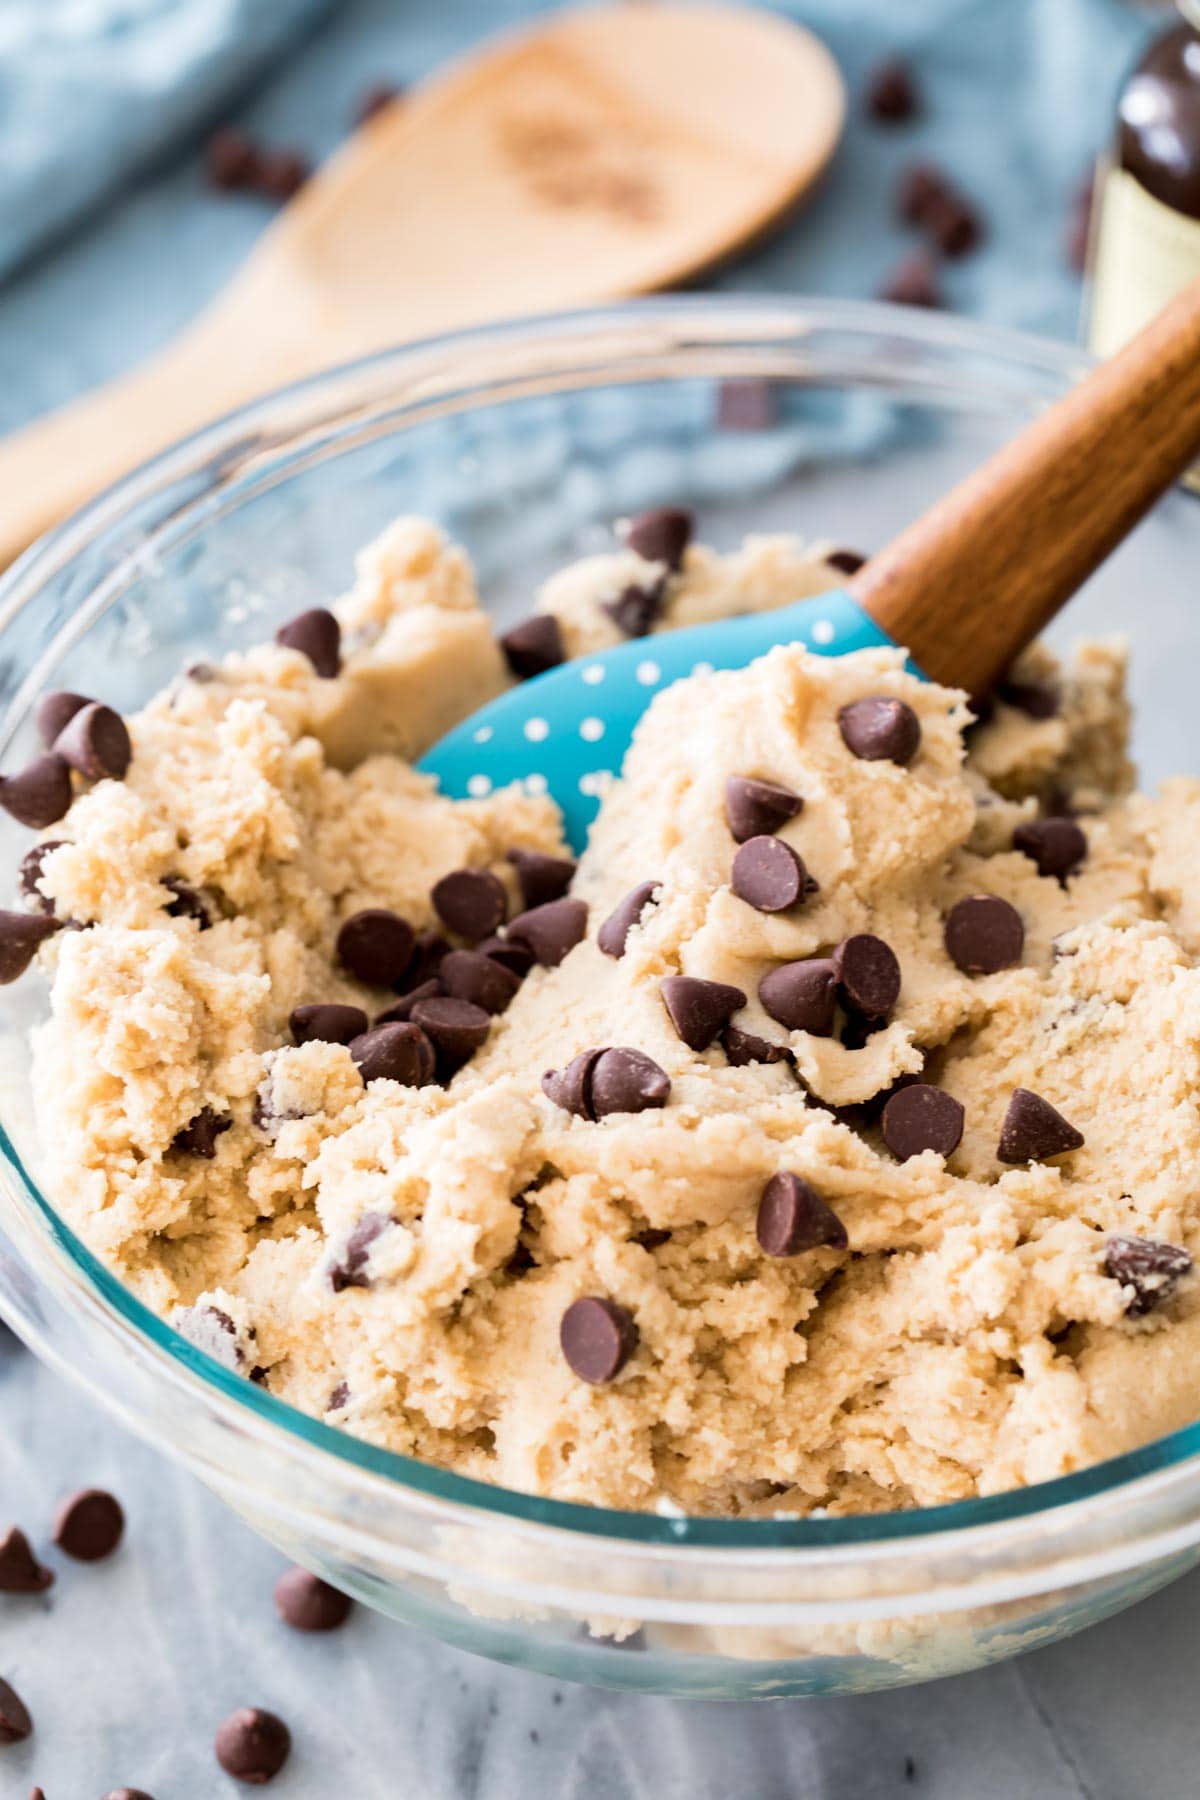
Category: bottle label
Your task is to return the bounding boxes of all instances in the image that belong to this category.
[1090,164,1200,356]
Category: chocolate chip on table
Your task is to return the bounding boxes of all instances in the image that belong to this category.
[1104,1236,1193,1317]
[507,847,576,910]
[214,1707,291,1785]
[943,895,1024,975]
[35,689,90,747]
[206,125,258,189]
[923,188,983,259]
[759,958,837,1036]
[499,614,565,681]
[409,996,491,1073]
[724,775,803,844]
[336,908,415,986]
[722,1023,788,1066]
[560,1296,639,1384]
[477,934,535,978]
[19,841,64,915]
[162,875,210,927]
[290,1003,369,1046]
[349,1021,435,1086]
[274,607,341,678]
[998,676,1060,719]
[541,1048,604,1119]
[175,1304,245,1370]
[597,881,660,958]
[660,975,746,1052]
[506,896,588,966]
[838,695,921,765]
[328,1213,389,1293]
[879,250,943,310]
[0,911,60,984]
[440,948,521,1014]
[826,549,866,576]
[602,578,666,640]
[997,1088,1084,1163]
[833,934,901,1020]
[256,149,311,202]
[897,161,944,226]
[375,980,441,1026]
[171,1107,232,1158]
[53,702,132,781]
[0,753,73,828]
[0,1526,53,1594]
[881,1083,964,1160]
[431,867,507,941]
[589,1048,671,1119]
[756,1172,848,1257]
[624,506,693,572]
[1012,817,1088,884]
[0,1674,32,1744]
[274,1565,354,1632]
[355,81,404,126]
[53,1487,124,1561]
[731,836,815,913]
[865,56,919,123]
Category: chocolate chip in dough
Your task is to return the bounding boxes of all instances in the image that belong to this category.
[499,614,565,681]
[274,1565,353,1632]
[721,1023,789,1066]
[171,1107,232,1158]
[289,1003,368,1046]
[943,895,1024,974]
[997,676,1060,719]
[624,506,693,571]
[0,1675,31,1744]
[375,981,441,1026]
[214,1707,291,1784]
[603,578,666,640]
[409,996,490,1074]
[175,1304,244,1370]
[827,549,867,576]
[660,976,746,1052]
[597,881,659,958]
[1104,1236,1193,1317]
[881,1083,964,1160]
[53,703,131,781]
[724,775,803,844]
[275,607,340,678]
[731,836,815,913]
[838,695,921,765]
[162,875,210,927]
[866,56,919,122]
[18,840,64,915]
[589,1048,671,1119]
[349,1021,435,1086]
[759,958,837,1036]
[440,948,521,1014]
[0,753,73,828]
[506,896,588,966]
[336,908,415,987]
[1013,817,1087,884]
[397,929,451,992]
[756,1172,848,1257]
[541,1049,603,1118]
[560,1297,639,1384]
[507,848,576,910]
[879,250,943,309]
[0,911,60,984]
[327,1380,350,1412]
[833,934,901,1020]
[477,934,535,978]
[431,867,507,941]
[53,1487,124,1561]
[35,690,90,747]
[0,1526,52,1594]
[997,1088,1084,1163]
[328,1212,390,1294]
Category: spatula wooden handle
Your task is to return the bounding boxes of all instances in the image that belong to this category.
[852,274,1200,696]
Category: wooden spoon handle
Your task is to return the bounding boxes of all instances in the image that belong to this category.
[852,274,1200,696]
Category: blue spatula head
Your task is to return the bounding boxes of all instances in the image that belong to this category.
[418,588,899,853]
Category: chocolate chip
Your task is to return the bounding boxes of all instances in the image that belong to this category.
[477,934,535,977]
[0,910,60,983]
[731,836,815,912]
[175,1305,244,1370]
[440,948,521,1014]
[18,840,64,915]
[397,929,450,991]
[35,690,90,747]
[507,896,588,966]
[328,1213,389,1294]
[256,148,310,202]
[0,1526,52,1594]
[541,1048,604,1119]
[275,607,340,678]
[838,696,921,765]
[560,1296,638,1383]
[171,1107,232,1158]
[162,875,210,927]
[499,614,564,680]
[998,677,1060,719]
[839,1009,886,1050]
[53,702,131,781]
[833,934,901,1019]
[355,81,403,125]
[881,1084,964,1160]
[604,575,668,639]
[274,1565,353,1632]
[722,1023,788,1066]
[624,506,693,571]
[349,1022,435,1086]
[206,126,257,189]
[336,908,415,986]
[660,975,746,1052]
[1104,1236,1193,1317]
[327,1380,350,1412]
[759,958,837,1035]
[0,752,73,827]
[997,1088,1084,1163]
[826,549,866,575]
[724,776,803,844]
[879,250,943,309]
[507,847,576,910]
[289,1002,368,1046]
[590,1048,671,1118]
[101,1790,155,1799]
[756,1172,848,1257]
[375,980,441,1025]
[897,161,946,226]
[923,189,983,258]
[1013,817,1088,884]
[0,1675,31,1744]
[431,867,507,941]
[409,996,491,1074]
[53,1487,124,1561]
[597,881,660,958]
[716,379,776,431]
[866,56,918,123]
[214,1707,291,1784]
[943,895,1024,974]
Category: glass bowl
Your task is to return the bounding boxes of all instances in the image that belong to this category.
[3,297,1200,1702]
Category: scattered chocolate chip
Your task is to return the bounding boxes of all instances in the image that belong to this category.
[214,1707,291,1784]
[838,695,921,765]
[716,378,776,431]
[477,934,535,977]
[18,840,64,915]
[0,1675,31,1744]
[943,895,1024,974]
[756,1172,848,1257]
[431,867,507,941]
[624,506,693,572]
[397,929,450,991]
[162,875,210,927]
[897,161,943,226]
[349,1022,435,1086]
[409,995,490,1074]
[0,752,73,828]
[0,910,60,983]
[175,1304,244,1370]
[53,1487,124,1561]
[255,148,310,202]
[866,56,918,123]
[336,908,415,986]
[759,958,837,1035]
[998,676,1060,719]
[440,948,521,1014]
[355,81,403,126]
[560,1296,638,1383]
[590,1048,671,1119]
[833,934,901,1019]
[289,1002,368,1046]
[997,1088,1084,1163]
[826,549,867,575]
[507,847,576,910]
[206,126,257,189]
[375,981,441,1026]
[0,1526,53,1594]
[499,614,564,681]
[274,1565,353,1632]
[721,1023,788,1066]
[923,188,983,258]
[171,1107,232,1158]
[603,578,666,639]
[507,896,588,966]
[730,835,815,912]
[660,975,746,1052]
[1013,817,1088,884]
[881,1083,964,1160]
[1104,1236,1193,1317]
[275,607,340,678]
[35,690,90,747]
[597,881,659,958]
[964,692,995,732]
[879,250,943,309]
[53,703,131,781]
[541,1048,604,1119]
[328,1212,389,1294]
[327,1380,350,1412]
[724,775,803,844]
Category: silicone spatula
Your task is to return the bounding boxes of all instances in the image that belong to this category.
[421,277,1200,851]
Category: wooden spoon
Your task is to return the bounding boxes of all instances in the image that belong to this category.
[0,3,843,569]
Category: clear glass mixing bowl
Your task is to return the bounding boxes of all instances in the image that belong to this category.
[2,298,1200,1701]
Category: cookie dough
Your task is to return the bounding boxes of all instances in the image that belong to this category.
[16,507,1200,1517]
